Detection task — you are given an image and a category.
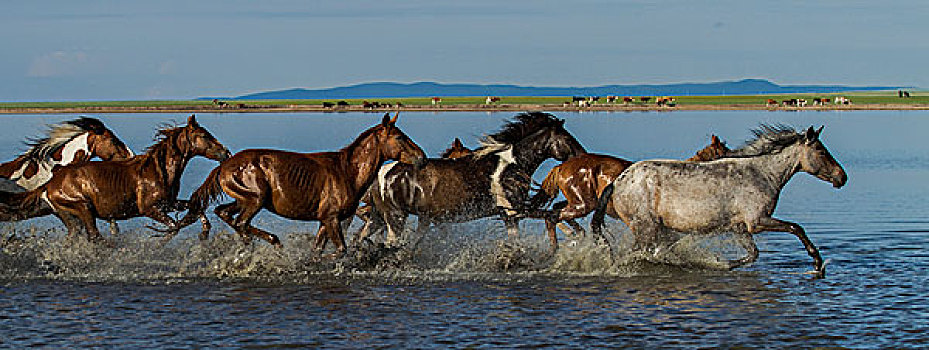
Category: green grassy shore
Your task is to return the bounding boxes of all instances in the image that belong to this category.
[1,91,927,113]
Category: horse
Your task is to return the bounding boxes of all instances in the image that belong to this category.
[439,137,474,159]
[0,117,134,192]
[0,115,230,245]
[529,135,731,245]
[591,125,847,278]
[0,117,135,232]
[355,112,586,252]
[174,112,425,256]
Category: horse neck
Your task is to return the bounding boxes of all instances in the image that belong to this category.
[744,143,804,190]
[340,134,385,192]
[509,135,554,173]
[144,137,194,197]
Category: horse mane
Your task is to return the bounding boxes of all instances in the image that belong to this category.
[142,123,187,156]
[340,125,382,154]
[22,117,107,161]
[729,124,805,157]
[474,112,562,158]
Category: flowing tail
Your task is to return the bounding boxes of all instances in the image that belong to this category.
[0,188,53,222]
[590,182,614,238]
[176,166,224,229]
[528,165,563,209]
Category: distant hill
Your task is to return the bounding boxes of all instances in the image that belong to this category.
[207,79,901,100]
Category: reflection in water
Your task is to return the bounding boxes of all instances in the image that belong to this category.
[1,110,929,347]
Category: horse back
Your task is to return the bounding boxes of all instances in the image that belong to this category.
[374,157,494,221]
[45,161,144,218]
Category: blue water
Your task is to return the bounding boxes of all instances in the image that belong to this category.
[1,110,927,348]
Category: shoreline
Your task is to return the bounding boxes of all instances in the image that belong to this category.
[3,103,929,114]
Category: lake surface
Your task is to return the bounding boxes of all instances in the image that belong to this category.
[1,110,928,348]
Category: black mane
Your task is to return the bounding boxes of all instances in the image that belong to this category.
[729,124,805,157]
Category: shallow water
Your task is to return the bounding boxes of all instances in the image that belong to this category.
[1,110,928,348]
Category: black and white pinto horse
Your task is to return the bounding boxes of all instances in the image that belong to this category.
[355,112,586,251]
[593,125,847,278]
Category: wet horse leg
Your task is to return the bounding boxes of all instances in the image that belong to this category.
[108,220,120,236]
[316,217,345,257]
[753,217,825,278]
[214,202,250,243]
[230,200,279,246]
[727,233,760,269]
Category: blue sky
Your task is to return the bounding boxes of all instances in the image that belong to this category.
[1,0,925,101]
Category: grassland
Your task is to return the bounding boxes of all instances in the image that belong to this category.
[1,91,927,113]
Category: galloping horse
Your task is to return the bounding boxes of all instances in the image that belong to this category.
[357,112,586,250]
[530,135,731,243]
[0,117,134,228]
[0,115,230,244]
[175,113,425,256]
[0,117,133,192]
[592,125,847,278]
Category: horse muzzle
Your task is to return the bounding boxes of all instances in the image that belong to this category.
[212,148,232,162]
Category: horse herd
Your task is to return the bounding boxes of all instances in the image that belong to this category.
[0,112,846,278]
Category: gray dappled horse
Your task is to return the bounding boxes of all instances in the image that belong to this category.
[592,125,847,278]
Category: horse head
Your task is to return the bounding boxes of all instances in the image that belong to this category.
[180,115,231,161]
[66,117,134,161]
[539,117,586,161]
[440,137,473,159]
[799,126,847,188]
[377,112,426,167]
[689,134,732,161]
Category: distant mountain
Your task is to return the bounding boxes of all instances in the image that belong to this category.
[207,79,901,100]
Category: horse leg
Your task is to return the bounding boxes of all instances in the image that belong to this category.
[504,217,520,239]
[727,234,760,269]
[214,202,249,243]
[72,206,109,246]
[753,217,825,278]
[326,217,347,256]
[198,214,212,241]
[352,207,383,247]
[384,212,407,248]
[231,200,278,246]
[313,224,328,250]
[55,212,84,239]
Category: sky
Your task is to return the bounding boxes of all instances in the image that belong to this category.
[1,0,926,101]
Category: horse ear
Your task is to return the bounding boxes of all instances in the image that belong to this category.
[805,126,817,141]
[390,111,399,125]
[711,135,721,145]
[559,119,566,127]
[381,113,391,126]
[453,137,463,148]
[187,114,199,127]
[816,125,824,137]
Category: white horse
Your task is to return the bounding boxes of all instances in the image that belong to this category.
[592,125,847,278]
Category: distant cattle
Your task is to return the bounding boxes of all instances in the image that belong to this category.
[656,96,675,106]
[322,102,335,108]
[639,97,651,103]
[485,96,502,104]
[337,100,349,107]
[766,99,778,106]
[431,97,442,105]
[622,97,634,104]
[834,96,851,105]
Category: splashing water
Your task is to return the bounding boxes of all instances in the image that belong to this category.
[0,218,750,284]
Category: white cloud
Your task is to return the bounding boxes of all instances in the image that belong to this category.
[26,51,90,77]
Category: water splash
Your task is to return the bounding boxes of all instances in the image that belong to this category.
[0,220,750,283]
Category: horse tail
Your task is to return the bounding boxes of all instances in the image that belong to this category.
[176,166,224,228]
[0,189,52,222]
[590,182,614,238]
[528,165,562,209]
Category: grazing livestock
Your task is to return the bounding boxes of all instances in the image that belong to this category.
[485,96,502,104]
[431,97,442,105]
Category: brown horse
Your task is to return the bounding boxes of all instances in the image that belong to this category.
[530,135,731,244]
[439,137,474,159]
[0,117,133,193]
[176,113,425,256]
[0,115,230,244]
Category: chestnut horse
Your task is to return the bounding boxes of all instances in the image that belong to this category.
[0,115,230,244]
[176,113,425,256]
[529,135,731,246]
[0,117,134,230]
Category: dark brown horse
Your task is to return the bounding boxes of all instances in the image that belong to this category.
[439,137,474,159]
[530,135,731,244]
[176,113,425,256]
[357,112,586,250]
[0,115,230,244]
